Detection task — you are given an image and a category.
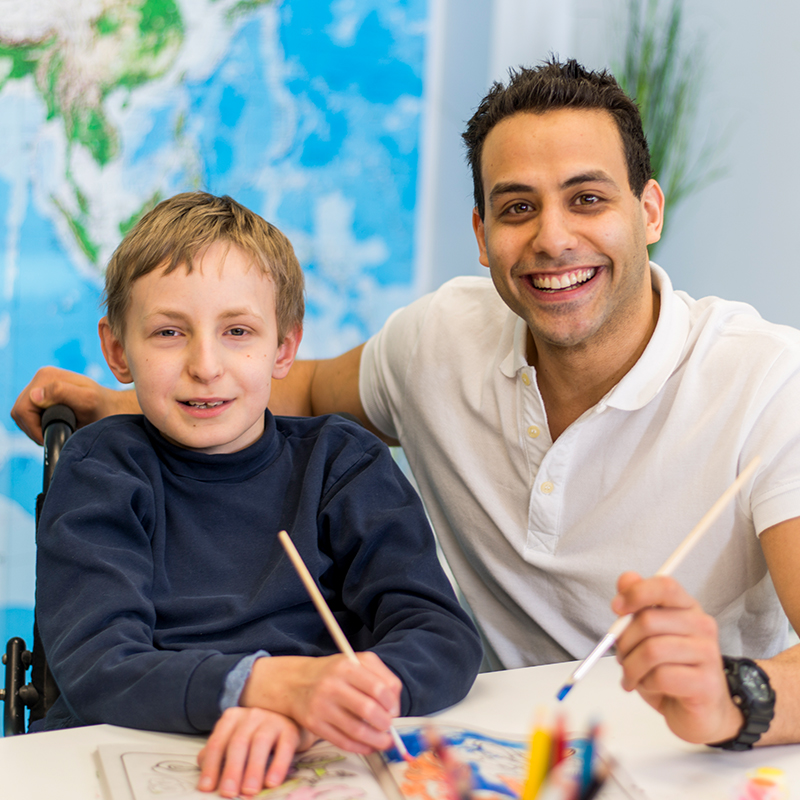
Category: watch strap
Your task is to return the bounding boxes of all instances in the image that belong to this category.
[709,655,775,751]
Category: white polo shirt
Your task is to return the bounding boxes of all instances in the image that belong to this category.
[360,266,800,669]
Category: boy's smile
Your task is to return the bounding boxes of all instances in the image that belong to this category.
[99,240,301,454]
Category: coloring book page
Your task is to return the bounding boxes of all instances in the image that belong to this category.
[97,722,641,799]
[97,739,382,800]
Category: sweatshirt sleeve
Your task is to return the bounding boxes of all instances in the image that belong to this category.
[314,426,483,715]
[35,427,242,733]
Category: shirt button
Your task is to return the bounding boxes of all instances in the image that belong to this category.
[521,373,531,386]
[540,481,554,495]
[527,425,540,438]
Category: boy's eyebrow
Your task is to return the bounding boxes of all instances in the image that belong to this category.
[218,308,264,320]
[145,307,263,321]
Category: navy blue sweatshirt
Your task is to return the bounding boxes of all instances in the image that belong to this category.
[35,412,481,733]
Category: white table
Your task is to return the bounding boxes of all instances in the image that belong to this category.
[2,658,798,799]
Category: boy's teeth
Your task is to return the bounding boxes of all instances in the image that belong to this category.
[187,401,224,408]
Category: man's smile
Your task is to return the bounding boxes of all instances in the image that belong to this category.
[528,267,598,292]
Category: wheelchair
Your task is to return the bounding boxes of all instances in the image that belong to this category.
[1,405,76,735]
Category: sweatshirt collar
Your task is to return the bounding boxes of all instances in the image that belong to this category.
[144,411,281,481]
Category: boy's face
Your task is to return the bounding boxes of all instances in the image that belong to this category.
[99,241,301,454]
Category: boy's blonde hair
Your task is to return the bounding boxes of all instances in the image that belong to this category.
[104,192,304,341]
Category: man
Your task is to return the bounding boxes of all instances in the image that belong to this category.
[13,59,800,749]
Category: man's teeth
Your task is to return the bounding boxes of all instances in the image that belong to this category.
[186,401,224,408]
[532,268,596,291]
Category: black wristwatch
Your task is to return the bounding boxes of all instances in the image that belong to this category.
[709,656,775,751]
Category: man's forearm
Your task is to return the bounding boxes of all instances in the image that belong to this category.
[270,360,318,416]
[755,643,800,746]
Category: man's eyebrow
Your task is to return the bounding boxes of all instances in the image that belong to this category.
[561,171,618,190]
[488,172,620,203]
[489,181,534,201]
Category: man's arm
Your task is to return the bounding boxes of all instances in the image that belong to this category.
[13,343,399,444]
[613,515,800,746]
[271,344,396,443]
[11,366,141,444]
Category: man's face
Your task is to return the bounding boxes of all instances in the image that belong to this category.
[100,241,300,454]
[472,108,663,358]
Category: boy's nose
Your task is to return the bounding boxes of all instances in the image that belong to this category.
[186,337,224,383]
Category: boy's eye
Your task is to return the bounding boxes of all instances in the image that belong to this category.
[156,329,180,337]
[228,327,247,337]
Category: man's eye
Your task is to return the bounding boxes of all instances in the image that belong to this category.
[506,202,533,215]
[576,194,600,205]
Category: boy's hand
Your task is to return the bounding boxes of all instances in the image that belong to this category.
[10,366,140,444]
[197,707,316,797]
[240,652,403,754]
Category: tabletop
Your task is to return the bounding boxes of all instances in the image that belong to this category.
[1,657,798,799]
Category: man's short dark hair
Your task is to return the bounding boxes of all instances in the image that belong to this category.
[463,57,653,218]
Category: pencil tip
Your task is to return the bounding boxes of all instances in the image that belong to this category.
[556,683,572,702]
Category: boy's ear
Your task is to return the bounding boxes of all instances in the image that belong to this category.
[273,324,303,379]
[98,317,134,384]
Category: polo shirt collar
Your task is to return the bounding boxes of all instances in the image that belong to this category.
[498,263,690,411]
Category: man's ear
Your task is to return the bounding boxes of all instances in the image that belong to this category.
[642,179,665,247]
[273,324,303,379]
[98,317,134,384]
[472,207,490,269]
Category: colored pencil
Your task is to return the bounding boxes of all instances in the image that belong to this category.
[278,529,411,761]
[556,455,761,701]
[522,712,552,800]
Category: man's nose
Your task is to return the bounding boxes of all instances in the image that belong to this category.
[531,204,578,258]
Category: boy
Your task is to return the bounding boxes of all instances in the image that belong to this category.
[34,192,482,797]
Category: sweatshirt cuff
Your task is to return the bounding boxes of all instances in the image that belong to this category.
[220,651,270,712]
[185,653,251,731]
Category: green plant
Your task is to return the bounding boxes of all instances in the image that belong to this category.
[614,0,725,251]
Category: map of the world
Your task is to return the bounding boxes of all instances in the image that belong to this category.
[0,0,427,653]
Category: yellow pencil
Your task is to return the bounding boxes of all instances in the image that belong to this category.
[522,713,552,800]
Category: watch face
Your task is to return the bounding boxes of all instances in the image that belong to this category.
[740,663,771,702]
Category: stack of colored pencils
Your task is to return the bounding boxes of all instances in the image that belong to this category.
[522,713,605,800]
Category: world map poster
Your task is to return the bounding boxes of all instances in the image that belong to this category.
[0,0,428,652]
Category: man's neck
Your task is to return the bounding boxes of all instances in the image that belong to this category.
[531,289,661,441]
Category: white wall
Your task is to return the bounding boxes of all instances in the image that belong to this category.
[630,0,800,329]
[423,0,800,330]
[418,0,575,293]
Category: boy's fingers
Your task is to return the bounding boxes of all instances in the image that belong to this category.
[265,727,301,788]
[229,725,275,797]
[197,713,236,792]
[310,701,394,753]
[355,652,403,714]
[308,673,394,736]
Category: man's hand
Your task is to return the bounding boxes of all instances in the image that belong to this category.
[197,707,316,797]
[240,653,402,754]
[10,366,140,444]
[612,571,744,745]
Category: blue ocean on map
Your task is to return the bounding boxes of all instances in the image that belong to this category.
[0,0,428,658]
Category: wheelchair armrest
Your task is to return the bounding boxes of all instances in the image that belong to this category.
[2,637,32,736]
